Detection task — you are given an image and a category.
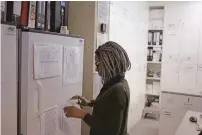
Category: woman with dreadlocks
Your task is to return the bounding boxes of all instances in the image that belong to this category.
[64,41,131,135]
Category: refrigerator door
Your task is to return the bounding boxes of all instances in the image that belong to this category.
[20,30,84,135]
[1,24,18,135]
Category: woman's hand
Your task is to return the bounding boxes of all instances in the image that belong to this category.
[63,106,87,119]
[71,95,91,106]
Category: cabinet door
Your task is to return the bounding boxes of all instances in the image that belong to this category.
[164,3,182,31]
[178,64,197,90]
[198,39,202,65]
[162,30,180,63]
[198,12,202,64]
[197,65,202,90]
[180,2,201,30]
[179,29,199,64]
[161,63,179,90]
[163,3,182,63]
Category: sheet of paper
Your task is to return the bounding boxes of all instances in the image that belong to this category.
[63,46,83,85]
[59,102,81,135]
[167,23,177,30]
[97,1,110,23]
[40,106,58,135]
[34,43,62,79]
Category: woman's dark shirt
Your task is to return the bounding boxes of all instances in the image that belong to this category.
[83,75,130,135]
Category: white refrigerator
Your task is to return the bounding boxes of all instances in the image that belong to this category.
[18,29,84,135]
[1,23,18,135]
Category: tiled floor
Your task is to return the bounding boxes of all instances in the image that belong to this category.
[129,118,159,135]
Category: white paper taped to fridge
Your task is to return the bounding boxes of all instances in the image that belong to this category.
[40,106,58,135]
[59,102,81,135]
[63,46,83,85]
[34,43,63,79]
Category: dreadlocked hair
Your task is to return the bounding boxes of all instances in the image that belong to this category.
[95,41,131,84]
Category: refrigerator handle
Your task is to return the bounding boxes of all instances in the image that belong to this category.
[36,80,43,116]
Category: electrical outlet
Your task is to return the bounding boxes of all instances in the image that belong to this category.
[184,97,193,106]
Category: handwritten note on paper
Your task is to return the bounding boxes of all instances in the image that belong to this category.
[34,43,63,79]
[63,46,83,85]
[40,106,58,135]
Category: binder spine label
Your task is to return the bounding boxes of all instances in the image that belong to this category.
[36,2,42,28]
[28,1,36,28]
[45,1,51,30]
[148,32,152,45]
[152,32,157,45]
[156,32,160,46]
[36,2,45,29]
[159,32,163,45]
[41,2,45,29]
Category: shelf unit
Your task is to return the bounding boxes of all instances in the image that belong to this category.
[143,6,164,120]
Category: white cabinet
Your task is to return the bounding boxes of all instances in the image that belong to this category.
[162,30,180,63]
[162,2,201,94]
[198,33,202,64]
[197,65,202,90]
[196,4,202,92]
[178,64,197,90]
[164,3,182,31]
[179,3,201,30]
[161,63,179,90]
[179,29,199,64]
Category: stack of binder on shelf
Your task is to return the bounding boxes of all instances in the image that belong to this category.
[148,31,163,46]
[147,31,163,62]
[1,1,69,33]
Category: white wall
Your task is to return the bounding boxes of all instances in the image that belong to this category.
[109,1,149,132]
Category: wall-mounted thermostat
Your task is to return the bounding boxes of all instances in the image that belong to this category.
[100,23,106,33]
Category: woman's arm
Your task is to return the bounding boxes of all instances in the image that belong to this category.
[83,87,127,135]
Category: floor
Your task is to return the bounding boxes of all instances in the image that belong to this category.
[129,118,159,135]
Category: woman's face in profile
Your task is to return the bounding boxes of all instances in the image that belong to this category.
[95,54,101,75]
